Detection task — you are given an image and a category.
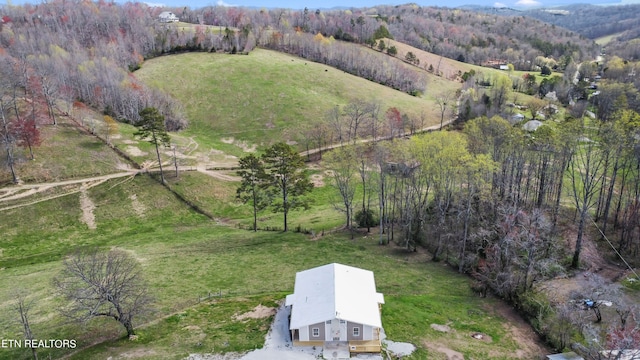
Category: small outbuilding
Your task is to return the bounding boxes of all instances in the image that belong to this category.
[285,263,384,355]
[158,11,179,23]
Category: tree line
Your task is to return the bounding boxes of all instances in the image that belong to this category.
[315,110,640,355]
[178,4,598,70]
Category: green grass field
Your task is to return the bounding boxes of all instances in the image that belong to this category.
[134,49,444,156]
[0,117,126,185]
[0,167,535,360]
[595,33,622,45]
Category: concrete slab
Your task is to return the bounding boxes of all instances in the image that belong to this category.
[323,341,350,360]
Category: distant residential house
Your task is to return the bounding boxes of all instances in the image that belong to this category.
[510,113,525,124]
[546,352,584,360]
[285,263,385,355]
[158,11,179,23]
[523,120,543,132]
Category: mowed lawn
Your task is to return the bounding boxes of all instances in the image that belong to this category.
[0,174,534,360]
[135,49,446,156]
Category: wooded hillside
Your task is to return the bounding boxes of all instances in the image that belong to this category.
[472,3,640,60]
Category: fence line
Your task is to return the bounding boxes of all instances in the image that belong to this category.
[235,223,316,235]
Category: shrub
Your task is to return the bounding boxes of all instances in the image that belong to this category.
[355,209,379,228]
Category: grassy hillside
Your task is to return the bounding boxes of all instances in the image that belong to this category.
[595,33,622,46]
[0,173,543,360]
[384,38,477,82]
[135,49,450,156]
[0,117,127,185]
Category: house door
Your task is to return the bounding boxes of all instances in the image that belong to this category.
[330,319,346,341]
[330,319,341,341]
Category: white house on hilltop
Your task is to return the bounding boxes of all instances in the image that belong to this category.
[285,263,384,356]
[158,11,179,23]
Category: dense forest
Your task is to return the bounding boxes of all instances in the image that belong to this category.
[178,4,599,69]
[473,3,640,60]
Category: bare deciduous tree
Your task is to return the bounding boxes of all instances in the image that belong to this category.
[568,126,607,269]
[13,290,38,360]
[435,91,453,130]
[325,146,358,238]
[53,248,152,337]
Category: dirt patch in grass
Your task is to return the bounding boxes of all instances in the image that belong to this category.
[423,341,465,360]
[482,299,550,358]
[470,332,492,343]
[80,189,96,230]
[431,324,451,333]
[130,193,146,217]
[220,137,256,152]
[233,304,276,321]
[126,146,147,157]
[182,325,202,331]
[310,174,324,187]
[542,227,630,305]
[236,141,256,153]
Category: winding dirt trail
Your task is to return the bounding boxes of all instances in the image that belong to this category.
[0,172,138,211]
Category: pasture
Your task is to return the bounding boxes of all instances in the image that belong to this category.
[0,172,542,359]
[134,49,447,156]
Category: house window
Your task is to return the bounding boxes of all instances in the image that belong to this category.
[353,327,360,337]
[312,328,320,337]
[340,320,346,324]
[326,320,331,324]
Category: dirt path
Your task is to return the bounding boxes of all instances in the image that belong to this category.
[300,119,455,158]
[0,174,132,211]
[489,301,551,357]
[196,167,240,182]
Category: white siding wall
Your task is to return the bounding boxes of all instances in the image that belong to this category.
[325,321,331,341]
[363,325,372,341]
[300,326,309,341]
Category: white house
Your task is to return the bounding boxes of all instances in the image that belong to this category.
[158,11,179,23]
[523,120,543,132]
[285,263,384,354]
[510,113,525,124]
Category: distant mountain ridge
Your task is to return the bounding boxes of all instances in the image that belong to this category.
[464,3,640,41]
